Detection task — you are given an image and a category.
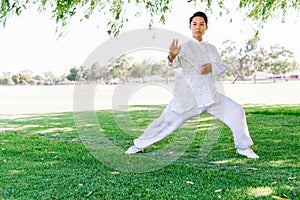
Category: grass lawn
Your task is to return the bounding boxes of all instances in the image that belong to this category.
[0,105,299,199]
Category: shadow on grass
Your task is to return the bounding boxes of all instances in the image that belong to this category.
[0,105,299,199]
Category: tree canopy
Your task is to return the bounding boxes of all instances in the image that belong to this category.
[0,0,299,36]
[221,39,299,82]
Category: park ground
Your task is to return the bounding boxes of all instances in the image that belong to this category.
[0,80,300,115]
[0,81,299,199]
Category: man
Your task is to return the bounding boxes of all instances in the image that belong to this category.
[125,11,259,159]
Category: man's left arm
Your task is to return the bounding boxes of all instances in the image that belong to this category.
[201,59,226,77]
[210,46,227,77]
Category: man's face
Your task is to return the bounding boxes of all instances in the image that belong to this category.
[189,16,208,41]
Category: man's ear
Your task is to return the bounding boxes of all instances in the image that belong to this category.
[189,25,191,29]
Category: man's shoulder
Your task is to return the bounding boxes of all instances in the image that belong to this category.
[180,40,218,52]
[181,40,197,48]
[203,42,216,48]
[181,40,193,46]
[183,39,216,47]
[203,42,218,52]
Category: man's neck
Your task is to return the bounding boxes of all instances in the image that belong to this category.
[193,36,202,41]
[193,36,203,42]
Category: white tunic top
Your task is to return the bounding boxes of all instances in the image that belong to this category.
[167,38,227,112]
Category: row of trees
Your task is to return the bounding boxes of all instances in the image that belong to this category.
[64,55,175,84]
[0,39,298,85]
[69,38,298,84]
[0,70,67,85]
[0,56,174,85]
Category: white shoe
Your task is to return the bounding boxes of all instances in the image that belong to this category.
[125,145,143,154]
[237,148,259,159]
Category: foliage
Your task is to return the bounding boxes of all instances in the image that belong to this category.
[0,0,299,36]
[221,39,259,81]
[66,67,79,81]
[0,72,14,85]
[108,54,133,84]
[129,57,175,83]
[220,38,298,83]
[0,38,298,85]
[0,105,299,199]
[263,45,299,75]
[222,39,258,81]
[11,72,32,85]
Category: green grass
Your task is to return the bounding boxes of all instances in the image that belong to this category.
[0,105,299,199]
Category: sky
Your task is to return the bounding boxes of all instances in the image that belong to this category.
[0,1,299,77]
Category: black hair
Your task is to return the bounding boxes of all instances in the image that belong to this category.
[189,11,208,25]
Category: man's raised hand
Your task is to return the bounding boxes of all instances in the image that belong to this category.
[168,39,180,62]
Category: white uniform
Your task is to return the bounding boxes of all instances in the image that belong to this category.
[133,38,254,150]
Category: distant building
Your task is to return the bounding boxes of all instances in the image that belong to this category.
[285,70,300,79]
[250,70,300,82]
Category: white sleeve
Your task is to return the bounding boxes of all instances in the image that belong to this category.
[211,60,227,78]
[166,56,179,69]
[211,46,227,78]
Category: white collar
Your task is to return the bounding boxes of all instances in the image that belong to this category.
[190,37,205,46]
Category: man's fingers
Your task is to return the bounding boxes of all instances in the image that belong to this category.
[175,39,178,47]
[170,39,180,58]
[172,39,177,46]
[171,39,179,47]
[170,39,175,48]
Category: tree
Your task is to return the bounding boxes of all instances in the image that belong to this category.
[263,45,298,82]
[108,54,133,84]
[220,40,241,82]
[66,67,79,81]
[0,72,14,85]
[85,62,104,83]
[1,0,299,37]
[43,71,56,85]
[11,72,32,85]
[33,75,44,85]
[130,62,145,82]
[221,38,260,83]
[221,39,299,83]
[96,65,110,83]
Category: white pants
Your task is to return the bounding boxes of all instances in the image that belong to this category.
[134,94,254,150]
